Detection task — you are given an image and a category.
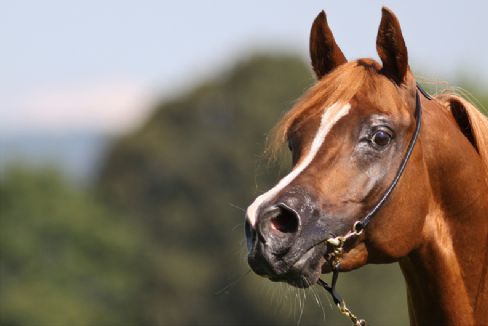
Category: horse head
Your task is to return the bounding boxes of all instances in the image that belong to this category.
[245,7,430,288]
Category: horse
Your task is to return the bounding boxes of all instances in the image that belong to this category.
[244,7,488,326]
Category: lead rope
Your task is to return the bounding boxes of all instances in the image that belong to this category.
[318,276,366,326]
[316,85,430,326]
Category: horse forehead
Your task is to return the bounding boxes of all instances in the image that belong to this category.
[312,93,405,129]
[348,90,411,123]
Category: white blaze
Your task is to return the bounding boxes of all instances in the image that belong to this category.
[246,102,351,227]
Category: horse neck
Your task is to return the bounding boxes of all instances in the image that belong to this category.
[399,98,488,326]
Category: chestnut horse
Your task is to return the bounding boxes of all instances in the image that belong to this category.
[245,7,488,326]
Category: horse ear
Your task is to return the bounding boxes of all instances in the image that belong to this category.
[376,7,409,84]
[310,11,347,79]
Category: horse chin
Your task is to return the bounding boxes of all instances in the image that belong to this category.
[270,263,322,288]
[274,246,326,288]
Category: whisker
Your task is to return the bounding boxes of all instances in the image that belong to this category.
[285,285,293,319]
[238,242,248,263]
[229,202,246,213]
[296,287,306,326]
[232,222,244,232]
[279,283,292,318]
[279,283,288,313]
[292,286,298,320]
[214,269,252,296]
[310,282,327,322]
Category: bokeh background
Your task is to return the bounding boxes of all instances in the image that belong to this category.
[1,1,487,325]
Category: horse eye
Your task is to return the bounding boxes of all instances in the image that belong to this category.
[371,130,392,147]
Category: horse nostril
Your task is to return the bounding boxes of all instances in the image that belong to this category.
[271,205,299,234]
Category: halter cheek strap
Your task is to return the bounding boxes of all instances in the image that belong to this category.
[318,84,431,326]
[354,84,425,232]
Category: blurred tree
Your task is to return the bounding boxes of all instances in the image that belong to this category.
[0,167,145,326]
[98,55,321,325]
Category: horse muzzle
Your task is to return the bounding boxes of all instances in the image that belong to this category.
[245,195,328,287]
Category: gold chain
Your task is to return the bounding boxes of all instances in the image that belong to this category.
[337,300,367,326]
[324,225,367,326]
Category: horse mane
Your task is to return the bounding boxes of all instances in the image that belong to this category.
[436,93,488,177]
[267,59,382,158]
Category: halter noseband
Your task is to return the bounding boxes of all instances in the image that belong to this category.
[318,84,431,326]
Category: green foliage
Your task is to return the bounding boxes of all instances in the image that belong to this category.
[0,167,144,326]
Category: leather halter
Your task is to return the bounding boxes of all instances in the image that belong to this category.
[318,84,431,326]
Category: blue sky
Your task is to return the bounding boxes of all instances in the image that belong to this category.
[2,0,487,137]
